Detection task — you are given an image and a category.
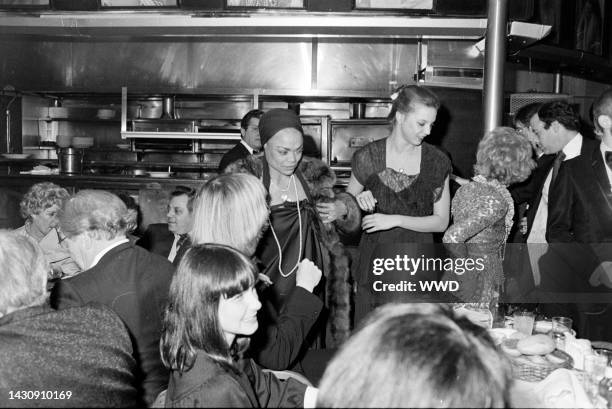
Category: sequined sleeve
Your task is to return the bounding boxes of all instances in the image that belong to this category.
[443,183,508,244]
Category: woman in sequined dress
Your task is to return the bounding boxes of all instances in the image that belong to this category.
[443,127,535,306]
[347,85,452,324]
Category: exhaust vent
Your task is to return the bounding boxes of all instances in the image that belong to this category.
[508,92,571,115]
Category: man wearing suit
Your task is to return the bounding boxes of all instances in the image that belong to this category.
[218,109,264,173]
[516,102,583,301]
[138,185,195,265]
[546,89,612,341]
[50,190,174,406]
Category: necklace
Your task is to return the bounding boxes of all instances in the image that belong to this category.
[472,175,514,239]
[269,175,303,278]
[271,175,294,202]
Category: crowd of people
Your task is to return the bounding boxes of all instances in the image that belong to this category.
[1,84,612,407]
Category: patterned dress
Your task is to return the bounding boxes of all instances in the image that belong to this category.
[443,177,514,306]
[352,138,451,324]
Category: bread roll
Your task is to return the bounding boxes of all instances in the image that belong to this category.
[501,338,522,357]
[517,334,555,355]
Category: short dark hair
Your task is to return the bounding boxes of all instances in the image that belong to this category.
[160,243,257,374]
[170,186,196,213]
[317,303,512,408]
[240,109,264,131]
[514,102,541,127]
[538,101,581,132]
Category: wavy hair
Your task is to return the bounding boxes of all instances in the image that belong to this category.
[474,127,536,185]
[160,243,258,373]
[190,173,269,256]
[19,182,69,220]
[59,190,130,240]
[0,230,49,316]
[317,303,512,408]
[387,84,440,123]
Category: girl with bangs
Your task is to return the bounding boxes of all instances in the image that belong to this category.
[160,243,313,408]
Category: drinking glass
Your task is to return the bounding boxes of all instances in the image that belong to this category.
[513,310,535,335]
[551,316,573,350]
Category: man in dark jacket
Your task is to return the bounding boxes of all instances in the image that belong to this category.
[137,185,195,265]
[50,190,174,406]
[218,109,264,173]
[0,230,139,407]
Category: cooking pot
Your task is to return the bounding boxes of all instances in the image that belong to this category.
[57,147,83,174]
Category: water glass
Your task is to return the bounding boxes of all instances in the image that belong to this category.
[552,316,573,335]
[513,310,535,335]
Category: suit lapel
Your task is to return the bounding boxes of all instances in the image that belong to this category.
[590,140,612,211]
[525,154,555,238]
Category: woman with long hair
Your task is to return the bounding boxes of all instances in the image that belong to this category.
[347,85,452,324]
[189,173,323,372]
[160,243,314,407]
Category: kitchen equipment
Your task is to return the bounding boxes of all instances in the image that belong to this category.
[148,171,173,178]
[56,134,72,148]
[57,147,83,174]
[329,119,392,166]
[38,119,59,146]
[161,96,175,119]
[96,109,115,119]
[2,153,30,159]
[72,136,94,148]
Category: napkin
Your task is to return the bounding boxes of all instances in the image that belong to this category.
[533,369,593,408]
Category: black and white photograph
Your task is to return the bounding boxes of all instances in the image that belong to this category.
[1,0,612,408]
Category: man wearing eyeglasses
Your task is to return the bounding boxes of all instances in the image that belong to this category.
[218,109,264,173]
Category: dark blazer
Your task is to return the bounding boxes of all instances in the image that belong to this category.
[547,137,612,243]
[541,137,612,294]
[509,153,556,242]
[50,242,174,406]
[165,350,306,408]
[0,304,139,408]
[219,142,250,173]
[137,223,174,258]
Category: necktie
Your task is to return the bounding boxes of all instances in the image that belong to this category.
[605,151,612,171]
[176,234,190,250]
[550,151,566,187]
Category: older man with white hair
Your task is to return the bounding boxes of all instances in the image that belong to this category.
[0,230,139,407]
[50,189,174,406]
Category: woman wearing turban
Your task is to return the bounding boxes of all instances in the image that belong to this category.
[224,109,360,359]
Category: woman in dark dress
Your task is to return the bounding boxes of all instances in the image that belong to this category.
[347,85,451,324]
[160,243,315,408]
[225,109,361,349]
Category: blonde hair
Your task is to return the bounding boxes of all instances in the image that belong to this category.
[474,127,536,185]
[59,190,130,240]
[19,182,69,220]
[0,230,49,315]
[190,174,269,256]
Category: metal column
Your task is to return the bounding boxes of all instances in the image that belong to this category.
[483,0,508,133]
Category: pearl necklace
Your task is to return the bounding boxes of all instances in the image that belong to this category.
[472,175,514,239]
[269,175,303,278]
[271,175,293,202]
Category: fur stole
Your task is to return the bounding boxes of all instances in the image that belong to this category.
[225,155,360,346]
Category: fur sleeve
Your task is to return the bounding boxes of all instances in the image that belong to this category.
[334,191,361,234]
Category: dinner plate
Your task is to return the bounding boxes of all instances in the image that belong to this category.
[2,153,31,159]
[148,171,173,178]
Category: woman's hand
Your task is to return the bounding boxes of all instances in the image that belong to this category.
[296,258,322,293]
[355,190,377,213]
[316,201,347,224]
[362,214,397,233]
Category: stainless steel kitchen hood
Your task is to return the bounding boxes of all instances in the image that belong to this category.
[0,12,487,39]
